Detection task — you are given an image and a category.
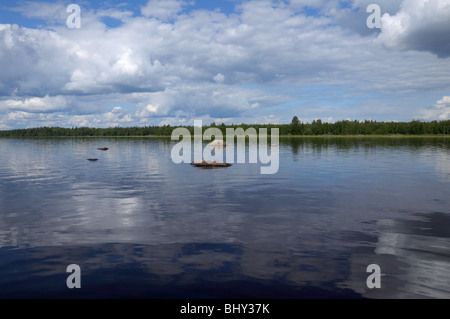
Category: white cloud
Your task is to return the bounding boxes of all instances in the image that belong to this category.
[0,24,75,96]
[1,0,450,130]
[213,73,225,83]
[0,95,68,113]
[12,1,68,25]
[330,0,403,36]
[140,0,190,20]
[4,1,447,99]
[146,104,160,113]
[133,84,290,121]
[421,96,450,120]
[65,106,135,128]
[377,0,450,58]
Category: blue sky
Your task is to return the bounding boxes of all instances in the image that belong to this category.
[0,0,238,27]
[0,0,450,129]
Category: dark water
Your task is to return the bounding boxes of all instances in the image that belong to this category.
[0,137,449,299]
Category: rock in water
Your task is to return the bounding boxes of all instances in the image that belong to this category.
[191,160,231,168]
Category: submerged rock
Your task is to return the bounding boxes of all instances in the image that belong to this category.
[191,160,232,168]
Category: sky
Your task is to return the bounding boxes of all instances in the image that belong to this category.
[0,0,449,129]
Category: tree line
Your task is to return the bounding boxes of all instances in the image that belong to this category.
[0,118,449,137]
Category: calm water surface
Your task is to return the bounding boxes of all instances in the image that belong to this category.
[0,137,449,299]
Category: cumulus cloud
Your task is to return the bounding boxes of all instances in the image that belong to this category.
[11,1,68,25]
[421,96,450,120]
[213,73,225,83]
[0,24,74,96]
[377,0,450,58]
[140,0,191,20]
[0,95,68,113]
[330,0,403,36]
[133,84,290,121]
[65,107,133,128]
[0,0,450,129]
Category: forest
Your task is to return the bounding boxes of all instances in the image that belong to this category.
[0,117,449,137]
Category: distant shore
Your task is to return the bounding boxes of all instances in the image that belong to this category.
[1,134,449,139]
[0,119,449,138]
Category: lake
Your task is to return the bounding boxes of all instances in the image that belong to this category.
[0,137,449,299]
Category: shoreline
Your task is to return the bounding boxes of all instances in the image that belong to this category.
[1,134,449,139]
